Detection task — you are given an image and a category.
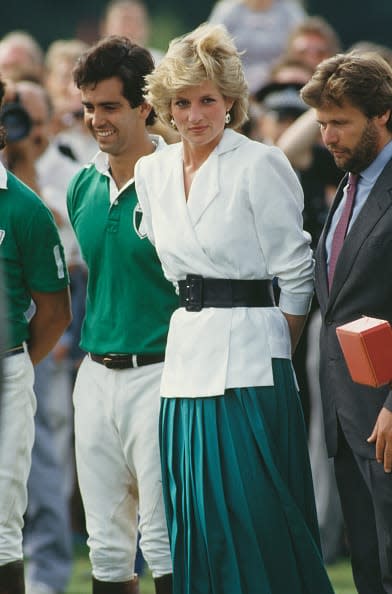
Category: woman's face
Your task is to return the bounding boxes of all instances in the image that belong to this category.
[170,80,233,151]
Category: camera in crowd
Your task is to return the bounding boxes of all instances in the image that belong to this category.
[0,94,32,142]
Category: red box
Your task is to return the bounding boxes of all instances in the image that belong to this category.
[336,316,392,387]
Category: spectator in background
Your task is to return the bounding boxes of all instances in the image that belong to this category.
[276,18,345,562]
[44,39,89,132]
[268,55,314,86]
[284,16,341,72]
[45,39,97,164]
[278,111,346,561]
[243,55,312,139]
[0,74,71,594]
[208,0,306,95]
[278,106,342,249]
[0,31,44,83]
[2,79,81,594]
[100,0,164,64]
[276,15,342,417]
[99,0,180,147]
[278,15,343,246]
[252,80,308,144]
[276,20,345,561]
[100,2,179,146]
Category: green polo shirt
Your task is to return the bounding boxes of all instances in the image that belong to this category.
[67,157,177,355]
[0,166,69,349]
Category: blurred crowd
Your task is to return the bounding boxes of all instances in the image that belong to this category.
[1,1,392,593]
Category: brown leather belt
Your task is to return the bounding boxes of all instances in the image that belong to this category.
[89,352,165,370]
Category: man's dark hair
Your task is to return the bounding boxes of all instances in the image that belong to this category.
[0,77,6,149]
[73,35,156,126]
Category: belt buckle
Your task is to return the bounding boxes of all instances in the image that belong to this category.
[185,274,203,312]
[103,356,115,368]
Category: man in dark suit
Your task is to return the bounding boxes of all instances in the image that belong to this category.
[301,52,392,594]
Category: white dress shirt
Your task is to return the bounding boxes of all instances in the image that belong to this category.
[135,129,314,397]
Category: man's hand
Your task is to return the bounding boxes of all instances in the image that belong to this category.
[367,407,392,473]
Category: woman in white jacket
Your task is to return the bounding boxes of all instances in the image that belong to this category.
[135,22,334,594]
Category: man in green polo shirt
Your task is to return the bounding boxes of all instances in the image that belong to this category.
[67,37,177,594]
[0,75,71,594]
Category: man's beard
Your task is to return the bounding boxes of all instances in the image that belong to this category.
[329,119,380,173]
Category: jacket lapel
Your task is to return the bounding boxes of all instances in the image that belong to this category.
[186,129,246,227]
[325,160,392,310]
[187,149,219,226]
[315,174,347,312]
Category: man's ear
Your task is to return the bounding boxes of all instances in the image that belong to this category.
[139,101,152,121]
[377,108,391,127]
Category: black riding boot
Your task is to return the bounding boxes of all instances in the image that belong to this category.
[0,560,25,594]
[154,573,173,594]
[92,575,140,594]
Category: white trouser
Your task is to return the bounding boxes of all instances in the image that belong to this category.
[307,309,344,562]
[0,350,36,564]
[73,356,172,582]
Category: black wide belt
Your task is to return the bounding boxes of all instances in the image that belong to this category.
[2,345,25,358]
[89,352,165,370]
[178,275,275,312]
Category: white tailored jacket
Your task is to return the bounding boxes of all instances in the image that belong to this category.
[135,129,314,397]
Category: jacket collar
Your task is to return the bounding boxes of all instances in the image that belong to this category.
[184,129,246,226]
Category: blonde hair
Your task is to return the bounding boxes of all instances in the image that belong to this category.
[144,23,249,129]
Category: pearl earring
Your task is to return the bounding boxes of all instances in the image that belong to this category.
[225,112,231,125]
[170,118,177,129]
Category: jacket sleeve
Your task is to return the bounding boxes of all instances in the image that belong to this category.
[248,145,314,315]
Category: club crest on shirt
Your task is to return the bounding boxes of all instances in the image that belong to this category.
[0,230,5,245]
[133,202,147,239]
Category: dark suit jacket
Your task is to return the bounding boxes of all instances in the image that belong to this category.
[315,158,392,458]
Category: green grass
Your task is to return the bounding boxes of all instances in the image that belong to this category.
[327,560,357,594]
[66,544,356,594]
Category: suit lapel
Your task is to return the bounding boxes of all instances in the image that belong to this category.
[315,174,347,312]
[323,160,392,310]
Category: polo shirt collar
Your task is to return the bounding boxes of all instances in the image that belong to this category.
[92,134,166,173]
[92,150,110,176]
[92,150,135,205]
[91,134,166,204]
[0,161,8,190]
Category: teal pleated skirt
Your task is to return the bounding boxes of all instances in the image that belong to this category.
[159,358,335,594]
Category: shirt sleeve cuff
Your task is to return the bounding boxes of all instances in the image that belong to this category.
[278,290,314,316]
